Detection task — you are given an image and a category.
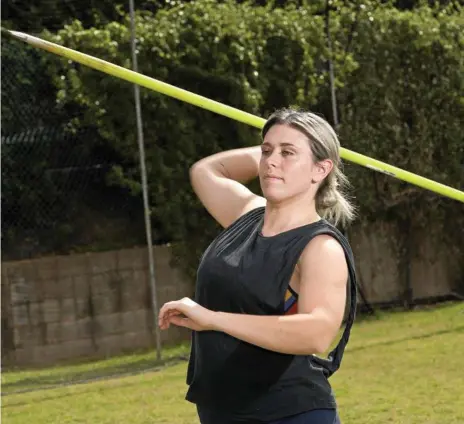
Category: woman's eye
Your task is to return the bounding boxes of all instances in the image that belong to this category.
[282,150,293,156]
[261,149,271,155]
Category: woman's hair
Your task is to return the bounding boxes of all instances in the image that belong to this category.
[262,108,356,227]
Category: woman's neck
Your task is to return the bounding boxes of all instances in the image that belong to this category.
[262,196,320,237]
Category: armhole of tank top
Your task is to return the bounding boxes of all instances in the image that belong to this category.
[287,284,298,298]
[310,226,357,347]
[286,225,356,322]
[284,285,299,315]
[300,226,357,376]
[281,222,331,315]
[310,226,356,309]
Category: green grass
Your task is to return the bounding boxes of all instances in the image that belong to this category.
[2,302,464,424]
[2,343,191,395]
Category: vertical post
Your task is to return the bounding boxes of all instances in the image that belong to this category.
[325,0,339,130]
[325,0,374,316]
[129,0,162,361]
[403,216,414,310]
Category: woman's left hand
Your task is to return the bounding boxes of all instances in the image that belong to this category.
[158,297,216,331]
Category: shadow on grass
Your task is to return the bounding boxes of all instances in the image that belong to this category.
[346,325,464,354]
[1,354,189,397]
[353,300,463,324]
[2,372,171,408]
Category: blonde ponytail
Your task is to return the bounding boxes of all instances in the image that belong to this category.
[316,168,355,227]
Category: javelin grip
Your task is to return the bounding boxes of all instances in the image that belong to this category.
[3,28,463,203]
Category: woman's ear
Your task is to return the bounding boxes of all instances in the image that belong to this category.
[312,159,333,183]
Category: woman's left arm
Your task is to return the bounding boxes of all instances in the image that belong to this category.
[212,234,348,355]
[159,234,349,356]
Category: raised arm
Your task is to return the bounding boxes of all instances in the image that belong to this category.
[190,146,266,228]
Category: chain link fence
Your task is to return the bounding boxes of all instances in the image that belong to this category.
[1,39,147,262]
[1,3,180,385]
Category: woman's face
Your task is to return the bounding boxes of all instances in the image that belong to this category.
[259,124,331,204]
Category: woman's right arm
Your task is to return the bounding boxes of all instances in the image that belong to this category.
[190,146,266,228]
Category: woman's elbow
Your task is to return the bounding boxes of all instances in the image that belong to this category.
[289,338,329,356]
[189,160,211,184]
[311,340,331,356]
[189,160,205,177]
[189,158,222,181]
[309,329,339,355]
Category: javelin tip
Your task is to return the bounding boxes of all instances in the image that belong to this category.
[1,27,29,42]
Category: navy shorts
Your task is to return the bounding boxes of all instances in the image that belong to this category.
[197,406,341,424]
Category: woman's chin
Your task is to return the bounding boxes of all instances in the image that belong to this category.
[261,187,314,206]
[262,189,287,204]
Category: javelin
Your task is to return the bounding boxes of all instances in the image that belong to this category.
[3,28,463,203]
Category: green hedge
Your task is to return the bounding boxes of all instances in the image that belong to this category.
[38,0,463,277]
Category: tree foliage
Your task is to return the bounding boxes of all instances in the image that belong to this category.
[3,0,463,276]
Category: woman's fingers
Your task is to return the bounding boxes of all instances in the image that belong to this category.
[159,311,192,330]
[168,315,202,331]
[159,301,181,325]
[159,307,182,329]
[158,297,209,331]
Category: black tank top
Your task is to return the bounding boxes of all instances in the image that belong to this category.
[185,207,357,422]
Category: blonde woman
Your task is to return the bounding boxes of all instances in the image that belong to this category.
[159,108,358,424]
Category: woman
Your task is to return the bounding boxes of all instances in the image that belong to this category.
[159,108,358,424]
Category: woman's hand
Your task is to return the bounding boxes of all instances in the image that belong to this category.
[158,297,216,332]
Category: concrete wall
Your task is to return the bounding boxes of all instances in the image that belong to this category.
[1,246,193,367]
[348,222,461,305]
[1,222,461,367]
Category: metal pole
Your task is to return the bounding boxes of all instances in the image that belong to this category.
[325,0,339,130]
[324,1,375,315]
[129,0,162,361]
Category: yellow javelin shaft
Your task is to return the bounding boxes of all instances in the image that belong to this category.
[4,28,463,203]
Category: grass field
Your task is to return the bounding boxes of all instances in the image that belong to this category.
[2,302,464,424]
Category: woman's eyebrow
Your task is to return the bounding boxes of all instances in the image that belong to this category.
[261,142,296,147]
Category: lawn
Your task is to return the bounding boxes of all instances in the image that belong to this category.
[2,302,463,424]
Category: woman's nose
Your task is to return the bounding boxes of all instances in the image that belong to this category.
[264,151,280,168]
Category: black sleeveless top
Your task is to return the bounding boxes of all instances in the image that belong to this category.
[185,207,357,422]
